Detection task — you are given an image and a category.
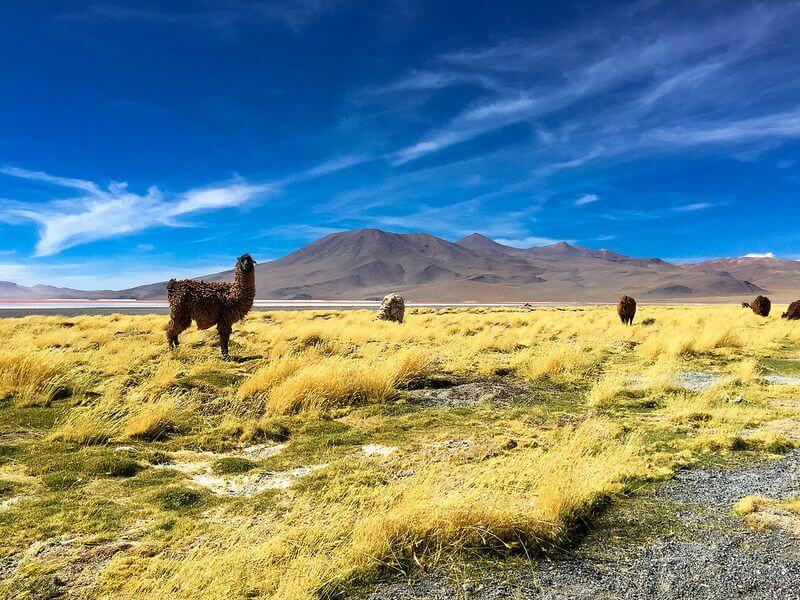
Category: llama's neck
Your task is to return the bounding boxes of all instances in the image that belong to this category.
[231,268,256,302]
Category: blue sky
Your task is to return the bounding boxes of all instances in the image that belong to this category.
[1,0,799,288]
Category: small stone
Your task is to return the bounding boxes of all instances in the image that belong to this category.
[501,439,518,451]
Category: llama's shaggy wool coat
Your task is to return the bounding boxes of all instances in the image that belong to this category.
[749,295,771,317]
[166,254,257,357]
[783,300,800,320]
[617,295,637,325]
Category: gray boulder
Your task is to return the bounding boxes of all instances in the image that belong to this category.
[376,293,405,323]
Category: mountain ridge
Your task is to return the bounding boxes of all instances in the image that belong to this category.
[4,229,796,302]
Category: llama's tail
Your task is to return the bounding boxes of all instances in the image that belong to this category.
[166,278,177,300]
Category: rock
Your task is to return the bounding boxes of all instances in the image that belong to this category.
[501,439,518,451]
[376,293,405,323]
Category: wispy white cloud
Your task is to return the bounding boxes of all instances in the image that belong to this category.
[59,1,340,33]
[254,0,341,32]
[673,202,714,212]
[574,193,599,206]
[0,167,274,256]
[534,148,607,176]
[494,236,568,248]
[743,252,775,258]
[377,2,800,171]
[0,166,101,194]
[648,109,800,147]
[362,70,499,96]
[296,154,369,179]
[0,152,369,257]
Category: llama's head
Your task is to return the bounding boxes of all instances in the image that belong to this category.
[783,311,789,319]
[236,253,257,273]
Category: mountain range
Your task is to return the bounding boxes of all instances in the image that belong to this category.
[3,229,799,302]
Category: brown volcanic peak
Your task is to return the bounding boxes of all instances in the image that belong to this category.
[456,233,515,253]
[241,228,534,300]
[284,229,490,268]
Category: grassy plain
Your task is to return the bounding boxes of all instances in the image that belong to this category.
[1,304,799,598]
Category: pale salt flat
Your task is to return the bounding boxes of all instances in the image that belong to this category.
[763,374,800,386]
[362,444,397,457]
[191,465,325,496]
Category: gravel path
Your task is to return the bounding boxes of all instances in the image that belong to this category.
[364,451,800,600]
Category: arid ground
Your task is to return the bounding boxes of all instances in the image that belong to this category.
[2,306,800,598]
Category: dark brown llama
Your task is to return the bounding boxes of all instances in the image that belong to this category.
[166,253,257,358]
[782,300,800,320]
[747,295,771,317]
[617,295,637,325]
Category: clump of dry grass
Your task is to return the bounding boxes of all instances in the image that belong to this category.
[644,355,681,392]
[587,372,629,407]
[264,347,433,414]
[732,495,800,534]
[513,342,596,382]
[237,353,313,405]
[0,348,81,406]
[727,358,760,385]
[123,395,190,440]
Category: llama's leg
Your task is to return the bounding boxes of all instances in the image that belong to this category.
[217,322,232,358]
[166,318,179,348]
[167,311,191,349]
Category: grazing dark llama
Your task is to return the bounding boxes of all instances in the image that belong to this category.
[743,295,771,317]
[782,300,800,320]
[617,295,637,325]
[166,253,257,358]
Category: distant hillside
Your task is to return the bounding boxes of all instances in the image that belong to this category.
[3,229,786,302]
[686,257,800,293]
[0,280,126,300]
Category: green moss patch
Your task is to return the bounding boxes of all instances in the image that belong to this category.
[212,456,258,475]
[151,486,205,511]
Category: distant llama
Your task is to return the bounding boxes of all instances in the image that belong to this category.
[617,295,637,325]
[782,300,800,320]
[166,253,257,358]
[744,295,771,317]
